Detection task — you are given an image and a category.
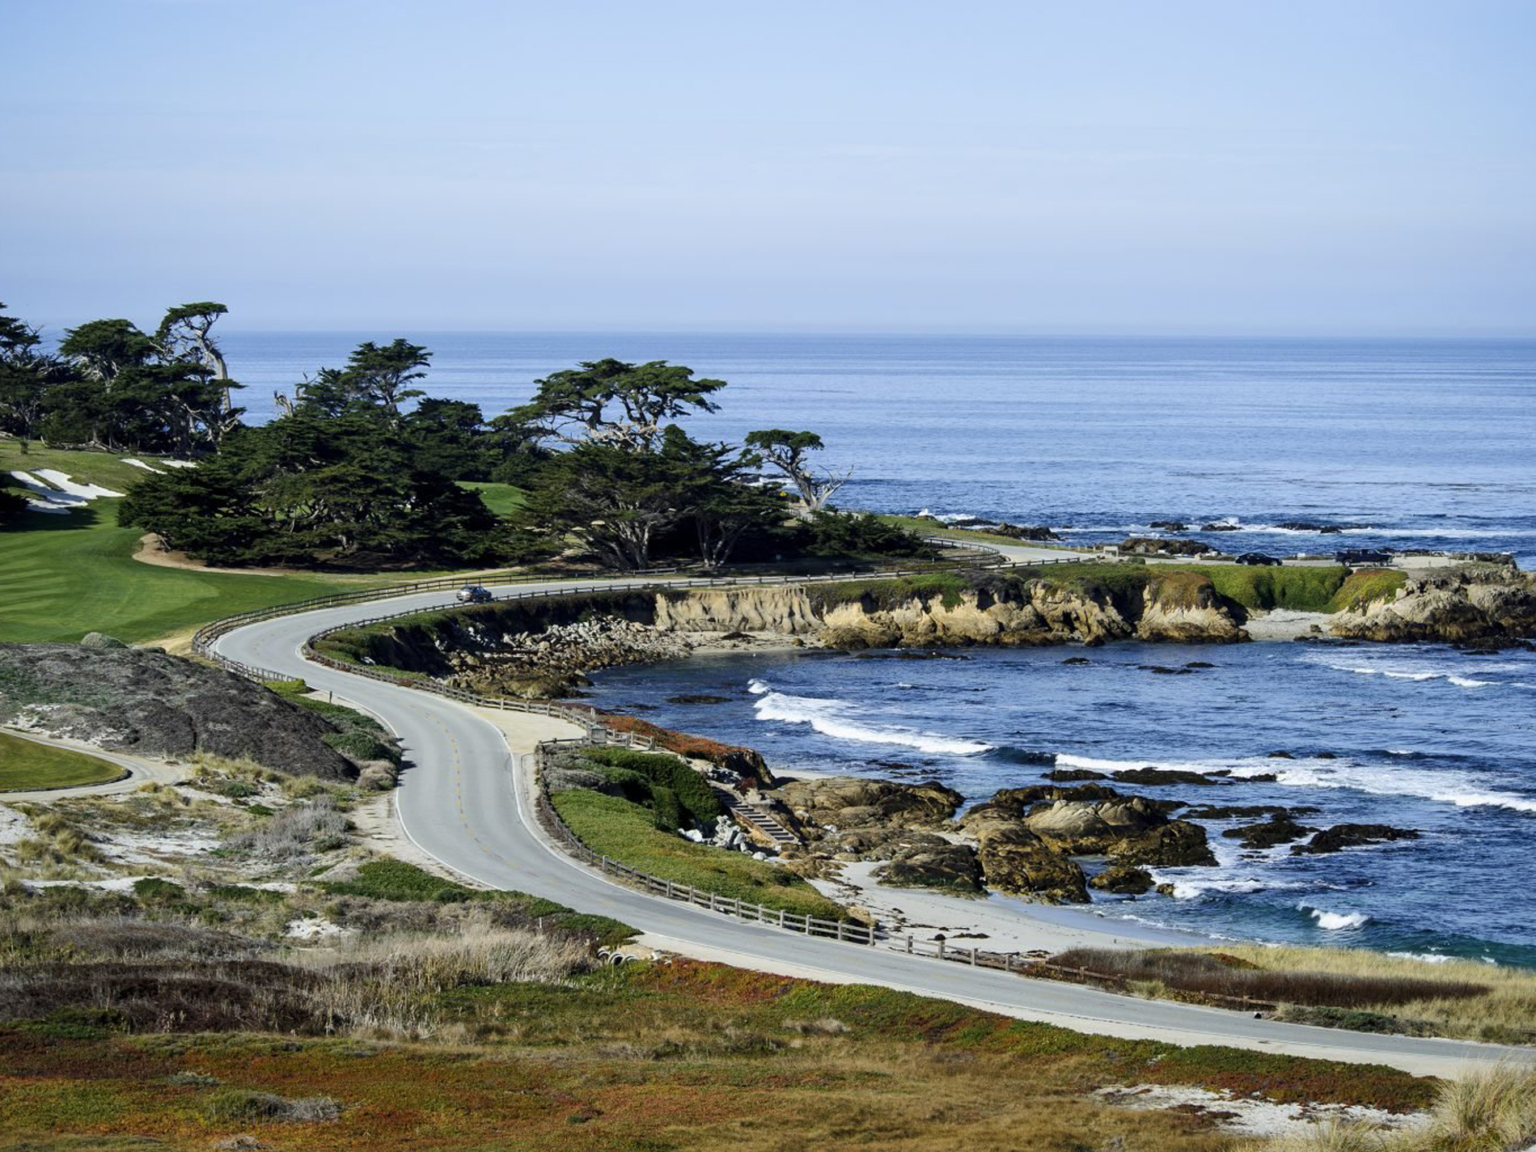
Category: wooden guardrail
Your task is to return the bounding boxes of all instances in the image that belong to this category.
[532,738,877,945]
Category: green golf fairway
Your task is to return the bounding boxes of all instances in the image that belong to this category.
[0,731,126,791]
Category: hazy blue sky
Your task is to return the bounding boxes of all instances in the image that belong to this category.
[5,1,1534,334]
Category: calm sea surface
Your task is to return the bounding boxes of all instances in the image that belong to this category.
[227,333,1536,961]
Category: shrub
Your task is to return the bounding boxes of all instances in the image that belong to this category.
[227,798,348,860]
[579,746,723,826]
[130,878,185,904]
[202,1089,342,1123]
[322,859,475,903]
[649,784,683,832]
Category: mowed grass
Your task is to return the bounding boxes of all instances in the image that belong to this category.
[551,789,845,919]
[0,507,388,645]
[0,732,125,791]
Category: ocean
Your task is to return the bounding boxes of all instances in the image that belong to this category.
[224,332,1536,565]
[223,332,1536,962]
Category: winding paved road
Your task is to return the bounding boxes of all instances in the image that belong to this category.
[214,572,1533,1079]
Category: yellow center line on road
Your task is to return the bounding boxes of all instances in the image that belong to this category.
[426,713,514,870]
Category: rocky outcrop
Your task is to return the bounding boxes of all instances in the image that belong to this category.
[1106,821,1217,867]
[958,809,1090,903]
[777,776,963,832]
[1120,537,1211,556]
[0,643,357,778]
[1330,566,1536,642]
[1135,572,1248,643]
[1089,864,1155,894]
[1223,815,1316,849]
[874,839,984,893]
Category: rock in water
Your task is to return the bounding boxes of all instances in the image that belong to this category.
[1291,824,1419,855]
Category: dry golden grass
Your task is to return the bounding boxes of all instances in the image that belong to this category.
[1213,944,1536,1044]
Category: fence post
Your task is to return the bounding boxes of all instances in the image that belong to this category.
[837,921,845,942]
[969,947,976,967]
[937,938,945,960]
[665,880,674,898]
[906,934,913,954]
[778,909,786,928]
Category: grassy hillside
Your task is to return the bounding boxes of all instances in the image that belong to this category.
[458,479,526,517]
[0,731,126,791]
[551,788,845,919]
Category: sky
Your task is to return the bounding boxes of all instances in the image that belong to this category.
[4,1,1535,335]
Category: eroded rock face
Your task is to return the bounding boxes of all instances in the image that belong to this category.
[0,643,355,778]
[1135,572,1248,643]
[959,811,1090,903]
[1330,567,1536,642]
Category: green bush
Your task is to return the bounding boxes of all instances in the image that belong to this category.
[579,747,722,827]
[650,784,683,832]
[322,859,475,903]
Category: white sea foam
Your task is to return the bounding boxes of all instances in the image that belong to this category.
[1300,904,1371,931]
[751,689,991,755]
[1056,749,1536,815]
[747,678,770,695]
[1386,951,1454,964]
[1302,651,1512,692]
[1152,876,1312,900]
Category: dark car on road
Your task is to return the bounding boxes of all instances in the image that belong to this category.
[1334,549,1392,567]
[456,585,493,603]
[1235,552,1282,566]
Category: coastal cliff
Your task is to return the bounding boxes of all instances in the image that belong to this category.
[1329,565,1536,642]
[315,563,1536,706]
[661,569,1247,648]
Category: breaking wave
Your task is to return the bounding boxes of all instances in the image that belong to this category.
[749,684,992,755]
[1053,751,1536,815]
[1299,903,1371,931]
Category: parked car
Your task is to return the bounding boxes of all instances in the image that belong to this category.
[1334,549,1392,566]
[456,584,493,603]
[1235,552,1281,566]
